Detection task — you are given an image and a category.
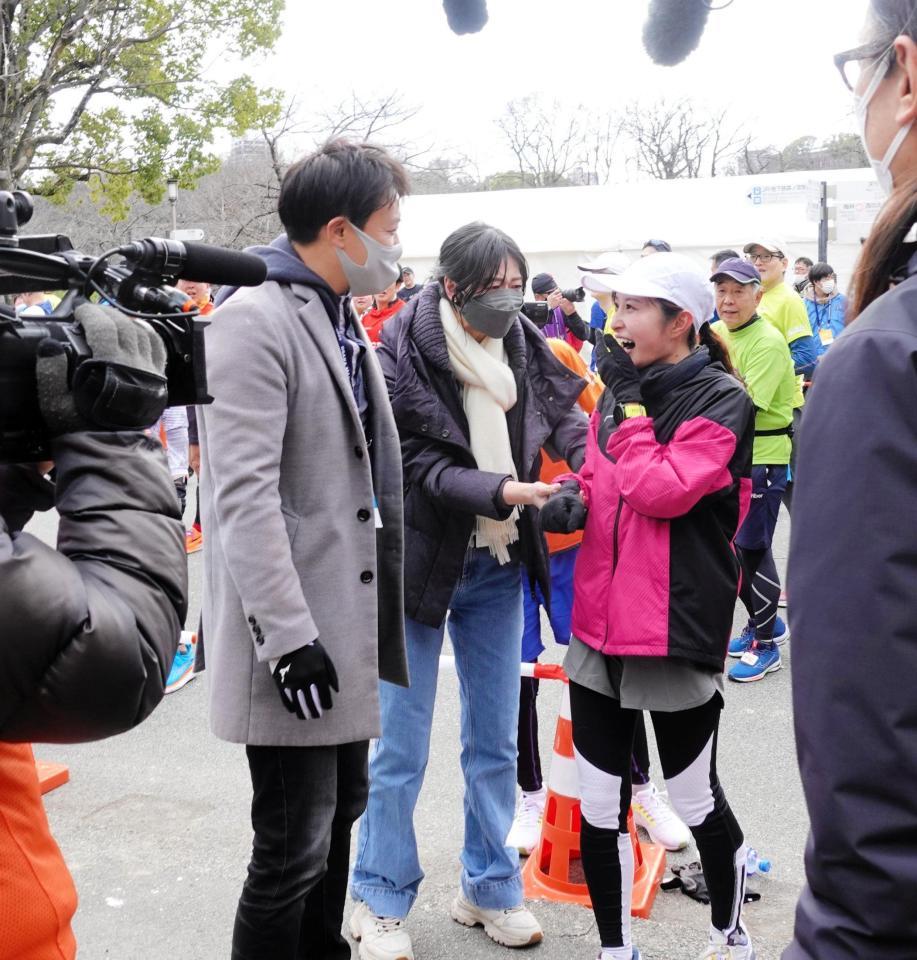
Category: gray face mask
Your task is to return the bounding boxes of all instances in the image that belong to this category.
[335,221,403,297]
[459,288,524,338]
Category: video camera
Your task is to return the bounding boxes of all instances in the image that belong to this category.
[0,190,267,463]
[521,286,586,327]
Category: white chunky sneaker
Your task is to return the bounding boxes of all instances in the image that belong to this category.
[506,787,546,856]
[632,782,691,851]
[698,924,756,960]
[450,893,543,947]
[349,901,414,960]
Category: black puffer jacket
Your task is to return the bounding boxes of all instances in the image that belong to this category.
[377,285,588,628]
[0,431,187,744]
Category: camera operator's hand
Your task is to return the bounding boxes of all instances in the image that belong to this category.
[540,480,587,534]
[271,639,340,720]
[37,302,168,435]
[596,334,643,404]
[546,289,563,312]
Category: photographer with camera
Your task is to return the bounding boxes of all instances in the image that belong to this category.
[530,272,591,349]
[0,300,188,959]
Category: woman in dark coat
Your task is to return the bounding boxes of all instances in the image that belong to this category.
[349,223,587,957]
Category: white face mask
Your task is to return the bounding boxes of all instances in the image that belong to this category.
[820,279,836,295]
[855,51,915,195]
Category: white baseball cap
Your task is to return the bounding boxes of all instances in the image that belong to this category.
[743,239,788,258]
[577,251,631,274]
[597,252,714,333]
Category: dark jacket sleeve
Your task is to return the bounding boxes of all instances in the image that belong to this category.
[544,405,588,472]
[0,431,187,744]
[784,279,917,960]
[561,310,589,342]
[377,322,513,521]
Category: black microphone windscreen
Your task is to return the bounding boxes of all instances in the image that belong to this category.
[443,0,488,34]
[180,243,267,288]
[643,0,711,66]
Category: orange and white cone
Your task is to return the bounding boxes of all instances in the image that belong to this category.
[521,682,666,918]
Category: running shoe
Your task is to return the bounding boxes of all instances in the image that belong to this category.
[165,641,196,693]
[349,901,414,960]
[777,590,788,608]
[728,642,781,683]
[632,782,690,851]
[450,894,543,947]
[506,787,546,856]
[699,924,756,959]
[727,621,755,658]
[772,616,790,646]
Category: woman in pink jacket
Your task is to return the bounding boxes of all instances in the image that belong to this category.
[540,254,756,960]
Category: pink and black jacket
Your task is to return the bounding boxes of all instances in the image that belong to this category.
[566,349,754,671]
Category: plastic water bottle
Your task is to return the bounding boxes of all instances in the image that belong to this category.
[746,848,771,876]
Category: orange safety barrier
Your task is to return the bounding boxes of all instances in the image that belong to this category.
[521,682,667,917]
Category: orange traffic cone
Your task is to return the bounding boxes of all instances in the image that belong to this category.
[521,682,666,918]
[34,758,69,795]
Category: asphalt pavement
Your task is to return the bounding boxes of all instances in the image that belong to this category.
[29,493,806,960]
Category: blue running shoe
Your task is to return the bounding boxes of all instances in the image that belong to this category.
[165,642,196,694]
[773,616,790,646]
[728,641,781,683]
[728,621,755,658]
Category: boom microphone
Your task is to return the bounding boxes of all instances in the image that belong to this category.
[643,0,711,66]
[118,238,267,288]
[442,0,488,34]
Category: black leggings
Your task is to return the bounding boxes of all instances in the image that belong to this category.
[737,546,781,642]
[517,677,651,794]
[569,682,746,950]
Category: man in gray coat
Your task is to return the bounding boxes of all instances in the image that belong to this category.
[199,140,409,960]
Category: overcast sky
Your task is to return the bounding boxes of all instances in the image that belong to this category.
[214,0,868,177]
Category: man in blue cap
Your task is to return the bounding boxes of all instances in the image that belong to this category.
[711,259,795,682]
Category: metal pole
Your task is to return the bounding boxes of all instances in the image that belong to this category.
[818,180,828,263]
[170,198,178,238]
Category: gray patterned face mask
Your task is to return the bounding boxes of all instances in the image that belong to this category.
[335,221,402,297]
[459,289,524,338]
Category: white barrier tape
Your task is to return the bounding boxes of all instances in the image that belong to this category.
[438,655,566,681]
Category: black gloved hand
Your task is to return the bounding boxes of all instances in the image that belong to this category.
[271,639,340,720]
[36,302,168,435]
[596,334,642,404]
[539,480,587,534]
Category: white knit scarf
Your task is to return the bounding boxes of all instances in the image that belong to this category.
[439,296,520,564]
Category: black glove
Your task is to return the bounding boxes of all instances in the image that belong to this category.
[539,480,587,534]
[271,639,340,720]
[36,302,168,435]
[596,334,643,404]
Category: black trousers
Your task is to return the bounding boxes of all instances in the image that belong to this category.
[517,676,652,792]
[231,741,369,960]
[570,684,745,948]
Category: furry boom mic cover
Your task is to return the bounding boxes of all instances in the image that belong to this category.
[643,0,711,65]
[443,0,488,34]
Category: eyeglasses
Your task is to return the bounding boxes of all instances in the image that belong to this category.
[746,253,780,264]
[833,41,895,92]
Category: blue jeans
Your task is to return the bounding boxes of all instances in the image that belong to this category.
[351,546,524,917]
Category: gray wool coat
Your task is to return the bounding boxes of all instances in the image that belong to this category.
[198,279,408,747]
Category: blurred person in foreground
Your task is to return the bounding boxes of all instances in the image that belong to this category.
[0,302,187,959]
[785,2,917,956]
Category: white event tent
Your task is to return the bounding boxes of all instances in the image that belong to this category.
[398,168,877,298]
